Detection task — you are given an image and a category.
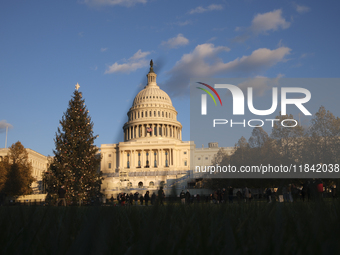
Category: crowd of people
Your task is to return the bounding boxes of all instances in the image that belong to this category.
[112,187,165,206]
[103,181,337,206]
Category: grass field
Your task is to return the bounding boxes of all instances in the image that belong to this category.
[1,201,339,255]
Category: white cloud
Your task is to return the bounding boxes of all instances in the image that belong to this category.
[177,20,192,26]
[299,52,313,59]
[82,0,147,7]
[207,37,217,42]
[100,48,108,52]
[237,74,284,96]
[163,44,291,97]
[170,20,192,26]
[250,9,290,34]
[129,49,150,60]
[161,34,189,49]
[105,49,150,74]
[295,4,310,13]
[233,9,290,43]
[189,4,223,14]
[0,120,13,133]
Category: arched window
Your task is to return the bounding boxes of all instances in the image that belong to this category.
[158,111,160,117]
[145,111,147,117]
[141,112,143,118]
[127,182,132,188]
[149,111,151,117]
[138,182,143,188]
[149,181,154,187]
[166,112,168,118]
[154,111,156,117]
[162,112,164,117]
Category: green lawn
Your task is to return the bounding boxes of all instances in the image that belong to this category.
[0,201,339,254]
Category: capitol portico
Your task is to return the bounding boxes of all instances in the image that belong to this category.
[100,61,234,195]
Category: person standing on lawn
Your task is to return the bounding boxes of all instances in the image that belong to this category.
[180,190,185,204]
[145,191,150,206]
[158,187,165,205]
[151,192,156,205]
[134,192,139,205]
[56,185,67,206]
[185,190,191,204]
[129,193,134,205]
[228,187,234,203]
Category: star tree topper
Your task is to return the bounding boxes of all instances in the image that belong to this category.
[75,83,80,91]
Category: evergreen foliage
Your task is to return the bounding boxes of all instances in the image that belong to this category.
[2,141,35,196]
[205,106,340,190]
[45,89,102,203]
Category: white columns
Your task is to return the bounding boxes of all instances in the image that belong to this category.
[157,149,160,168]
[141,149,144,168]
[132,150,135,168]
[119,150,123,169]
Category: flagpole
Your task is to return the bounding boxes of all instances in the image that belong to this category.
[5,126,8,149]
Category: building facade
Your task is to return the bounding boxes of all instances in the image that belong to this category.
[0,148,49,193]
[100,61,234,196]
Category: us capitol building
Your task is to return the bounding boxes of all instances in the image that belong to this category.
[100,61,234,195]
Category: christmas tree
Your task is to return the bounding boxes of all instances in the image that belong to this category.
[45,83,102,205]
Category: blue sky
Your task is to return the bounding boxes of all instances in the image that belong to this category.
[0,0,339,156]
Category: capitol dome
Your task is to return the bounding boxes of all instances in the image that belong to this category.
[132,86,172,107]
[123,60,182,142]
